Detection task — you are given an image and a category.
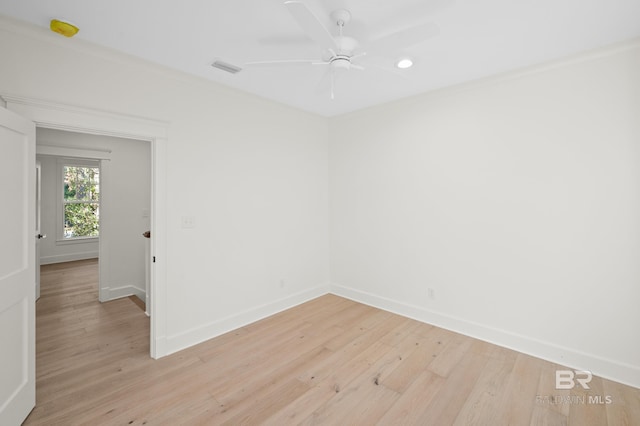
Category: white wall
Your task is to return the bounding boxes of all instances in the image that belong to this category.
[0,16,330,354]
[37,129,151,301]
[329,41,640,387]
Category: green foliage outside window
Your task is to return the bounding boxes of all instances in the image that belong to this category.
[63,166,100,238]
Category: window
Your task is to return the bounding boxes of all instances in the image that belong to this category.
[61,161,100,239]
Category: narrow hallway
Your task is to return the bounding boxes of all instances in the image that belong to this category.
[26,259,149,424]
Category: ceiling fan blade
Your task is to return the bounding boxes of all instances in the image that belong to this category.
[245,59,318,66]
[366,22,439,54]
[315,67,340,100]
[284,0,339,51]
[330,68,336,100]
[257,34,315,46]
[315,67,332,94]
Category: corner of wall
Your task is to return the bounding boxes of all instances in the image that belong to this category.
[101,283,146,302]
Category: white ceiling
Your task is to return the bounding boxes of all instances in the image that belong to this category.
[1,0,639,116]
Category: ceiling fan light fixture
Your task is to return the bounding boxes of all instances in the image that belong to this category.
[396,58,414,69]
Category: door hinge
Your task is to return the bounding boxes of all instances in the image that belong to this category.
[153,256,156,263]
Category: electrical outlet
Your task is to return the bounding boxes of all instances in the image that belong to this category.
[181,216,196,229]
[428,288,435,300]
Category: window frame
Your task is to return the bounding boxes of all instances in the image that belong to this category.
[56,158,101,244]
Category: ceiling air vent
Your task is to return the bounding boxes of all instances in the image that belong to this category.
[211,60,242,74]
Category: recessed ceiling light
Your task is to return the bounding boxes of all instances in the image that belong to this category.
[396,58,414,69]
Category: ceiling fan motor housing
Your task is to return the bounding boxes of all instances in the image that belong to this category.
[331,55,352,69]
[336,36,358,54]
[327,35,359,69]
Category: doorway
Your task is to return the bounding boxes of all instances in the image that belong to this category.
[3,94,168,358]
[36,128,151,308]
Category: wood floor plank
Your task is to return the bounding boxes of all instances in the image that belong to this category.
[303,376,400,425]
[301,342,404,424]
[264,341,398,424]
[499,354,546,426]
[195,297,352,364]
[23,259,640,425]
[568,376,609,426]
[529,405,569,426]
[382,327,452,394]
[295,314,411,388]
[208,340,337,408]
[128,391,219,425]
[218,378,311,425]
[321,306,395,352]
[427,331,474,378]
[452,349,518,425]
[377,371,445,425]
[415,348,490,425]
[604,378,640,426]
[536,360,572,418]
[63,356,208,425]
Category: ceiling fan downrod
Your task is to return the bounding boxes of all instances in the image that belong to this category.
[331,9,351,36]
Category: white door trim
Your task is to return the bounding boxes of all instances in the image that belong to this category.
[3,94,168,358]
[35,160,42,301]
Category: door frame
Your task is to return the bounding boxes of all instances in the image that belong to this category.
[3,94,168,359]
[35,160,42,301]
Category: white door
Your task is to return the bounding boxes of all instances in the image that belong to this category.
[0,107,36,424]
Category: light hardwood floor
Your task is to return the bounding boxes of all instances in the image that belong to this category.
[24,259,639,425]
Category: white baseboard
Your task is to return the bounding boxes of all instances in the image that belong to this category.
[162,284,331,357]
[40,251,98,265]
[102,284,145,302]
[330,283,640,390]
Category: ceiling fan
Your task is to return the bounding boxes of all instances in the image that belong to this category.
[245,0,439,99]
